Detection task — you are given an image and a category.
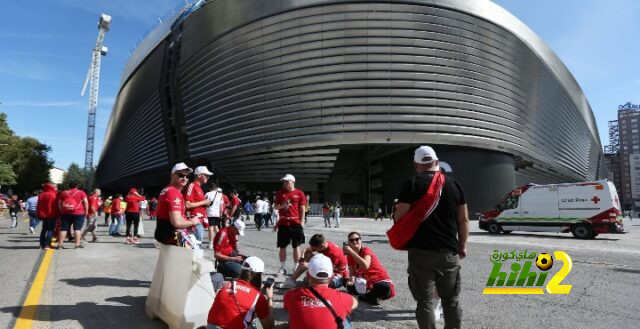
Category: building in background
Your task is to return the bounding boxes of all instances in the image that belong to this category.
[49,167,65,185]
[606,103,640,210]
[96,0,605,214]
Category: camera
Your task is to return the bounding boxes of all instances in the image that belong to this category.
[263,277,275,290]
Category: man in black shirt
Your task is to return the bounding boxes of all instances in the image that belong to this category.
[394,145,469,329]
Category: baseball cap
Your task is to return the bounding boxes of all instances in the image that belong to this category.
[242,256,264,273]
[280,174,296,182]
[233,220,246,236]
[308,254,333,279]
[217,187,222,192]
[194,166,213,176]
[171,162,193,174]
[414,146,438,164]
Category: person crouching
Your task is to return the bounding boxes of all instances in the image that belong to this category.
[206,256,275,329]
[214,220,246,278]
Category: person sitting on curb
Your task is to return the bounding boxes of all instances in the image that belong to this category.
[343,231,396,305]
[279,234,348,289]
[283,254,357,329]
[214,220,246,278]
[206,256,275,329]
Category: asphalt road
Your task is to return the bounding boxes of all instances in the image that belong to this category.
[1,214,639,329]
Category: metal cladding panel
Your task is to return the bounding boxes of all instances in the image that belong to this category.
[96,44,168,187]
[176,0,602,183]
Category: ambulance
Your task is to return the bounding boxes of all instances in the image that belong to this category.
[479,180,625,239]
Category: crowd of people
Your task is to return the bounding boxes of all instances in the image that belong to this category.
[152,144,469,329]
[3,145,469,329]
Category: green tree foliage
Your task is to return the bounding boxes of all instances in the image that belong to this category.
[61,163,93,191]
[0,113,53,193]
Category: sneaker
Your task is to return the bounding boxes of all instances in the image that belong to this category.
[124,237,132,244]
[75,244,85,249]
[208,242,213,250]
[29,227,35,234]
[278,266,287,275]
[278,278,297,289]
[133,237,140,244]
[92,236,98,243]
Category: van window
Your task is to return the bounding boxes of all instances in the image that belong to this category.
[504,195,520,210]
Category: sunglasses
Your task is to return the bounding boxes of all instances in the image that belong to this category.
[348,237,361,243]
[177,173,189,179]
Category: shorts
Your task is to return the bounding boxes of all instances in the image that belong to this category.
[277,224,305,248]
[209,217,223,228]
[61,214,86,231]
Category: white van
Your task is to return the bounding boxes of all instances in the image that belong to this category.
[479,180,625,238]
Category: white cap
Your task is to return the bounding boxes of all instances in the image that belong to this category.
[194,166,213,176]
[414,146,438,164]
[280,174,296,182]
[217,187,222,192]
[233,220,245,236]
[171,162,193,174]
[242,256,264,273]
[308,254,333,279]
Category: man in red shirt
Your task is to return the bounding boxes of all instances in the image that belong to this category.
[214,219,246,278]
[274,174,307,275]
[154,163,198,245]
[221,192,230,227]
[343,231,395,305]
[57,181,89,249]
[109,193,123,236]
[184,166,213,243]
[228,189,241,223]
[36,182,59,249]
[279,234,348,289]
[207,256,275,329]
[81,188,101,243]
[124,187,146,244]
[284,254,357,329]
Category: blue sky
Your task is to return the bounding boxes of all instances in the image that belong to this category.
[0,0,638,170]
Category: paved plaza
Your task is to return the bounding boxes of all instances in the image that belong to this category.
[1,215,639,329]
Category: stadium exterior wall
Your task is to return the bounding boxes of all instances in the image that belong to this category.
[96,0,605,213]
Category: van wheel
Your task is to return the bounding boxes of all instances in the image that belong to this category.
[572,224,593,239]
[488,223,501,234]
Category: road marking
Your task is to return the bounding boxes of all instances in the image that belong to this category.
[13,249,54,329]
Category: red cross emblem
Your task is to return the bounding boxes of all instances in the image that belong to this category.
[591,196,600,204]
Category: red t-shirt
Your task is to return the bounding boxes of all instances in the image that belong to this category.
[60,188,88,216]
[125,194,146,213]
[275,188,307,226]
[214,227,237,256]
[222,194,230,218]
[112,197,123,214]
[347,247,393,291]
[322,242,349,278]
[88,194,100,216]
[207,280,269,328]
[157,186,185,221]
[284,286,353,329]
[184,182,206,221]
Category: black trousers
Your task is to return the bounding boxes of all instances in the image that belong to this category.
[347,281,393,302]
[125,212,141,237]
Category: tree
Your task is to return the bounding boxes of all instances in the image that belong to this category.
[0,113,53,194]
[61,163,91,191]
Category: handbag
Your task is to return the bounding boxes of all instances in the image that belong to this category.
[386,171,445,250]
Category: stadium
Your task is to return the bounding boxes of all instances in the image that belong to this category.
[95,0,605,214]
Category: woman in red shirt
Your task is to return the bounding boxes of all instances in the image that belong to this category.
[343,231,396,305]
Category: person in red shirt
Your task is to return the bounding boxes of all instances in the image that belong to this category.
[283,254,357,329]
[124,187,146,244]
[36,182,59,249]
[214,220,246,278]
[343,231,396,305]
[279,234,347,289]
[207,256,275,329]
[184,166,213,243]
[57,181,89,249]
[228,190,241,223]
[81,188,102,243]
[154,163,198,245]
[109,193,124,236]
[221,192,230,227]
[274,174,307,275]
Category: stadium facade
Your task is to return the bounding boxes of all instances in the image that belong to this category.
[96,0,605,214]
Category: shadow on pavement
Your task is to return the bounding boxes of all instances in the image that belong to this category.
[351,306,417,323]
[0,245,41,250]
[61,277,150,288]
[613,268,640,274]
[0,296,164,329]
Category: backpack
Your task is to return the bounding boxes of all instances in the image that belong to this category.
[61,190,81,215]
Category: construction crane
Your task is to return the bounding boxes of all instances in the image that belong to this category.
[81,13,111,189]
